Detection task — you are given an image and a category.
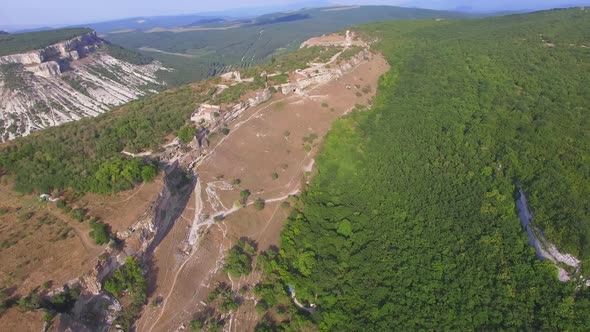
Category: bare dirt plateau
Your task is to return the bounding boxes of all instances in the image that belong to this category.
[136,48,389,331]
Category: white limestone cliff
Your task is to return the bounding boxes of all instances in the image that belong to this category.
[0,31,168,142]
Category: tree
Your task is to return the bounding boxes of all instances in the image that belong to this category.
[224,245,253,276]
[253,198,266,211]
[178,125,196,144]
[70,208,88,222]
[17,291,41,311]
[0,289,8,313]
[336,220,352,237]
[224,239,257,277]
[141,165,157,182]
[240,189,251,205]
[89,220,110,245]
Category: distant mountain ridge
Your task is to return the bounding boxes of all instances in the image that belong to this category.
[104,5,471,86]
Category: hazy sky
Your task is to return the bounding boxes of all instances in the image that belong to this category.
[1,0,588,27]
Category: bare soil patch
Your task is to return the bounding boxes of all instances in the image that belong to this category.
[76,176,164,234]
[0,307,44,332]
[0,183,96,300]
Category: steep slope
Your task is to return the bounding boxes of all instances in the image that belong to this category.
[256,7,590,331]
[0,29,167,141]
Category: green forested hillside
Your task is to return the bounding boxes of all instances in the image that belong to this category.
[257,8,590,331]
[0,28,92,56]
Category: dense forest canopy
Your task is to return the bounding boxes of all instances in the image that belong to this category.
[257,8,590,331]
[0,28,93,56]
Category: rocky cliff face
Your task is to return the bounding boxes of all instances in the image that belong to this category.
[0,31,168,142]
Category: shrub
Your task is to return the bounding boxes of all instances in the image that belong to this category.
[221,128,230,135]
[56,200,66,209]
[17,291,41,311]
[141,165,157,182]
[190,319,203,331]
[89,220,110,245]
[253,198,266,211]
[178,125,196,144]
[240,189,251,203]
[42,310,54,324]
[71,208,88,222]
[224,240,256,276]
[104,257,146,300]
[271,172,279,180]
[232,178,241,186]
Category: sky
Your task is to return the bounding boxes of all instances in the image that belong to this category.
[1,0,589,29]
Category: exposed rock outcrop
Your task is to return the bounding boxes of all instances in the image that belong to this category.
[516,186,583,282]
[118,162,195,256]
[0,31,168,142]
